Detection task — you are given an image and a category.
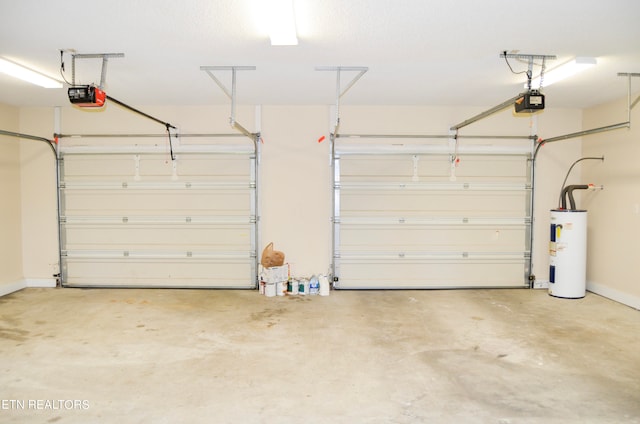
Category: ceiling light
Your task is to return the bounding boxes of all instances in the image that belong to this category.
[0,57,63,88]
[527,57,597,89]
[266,0,298,45]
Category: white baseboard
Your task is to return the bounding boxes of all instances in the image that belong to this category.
[0,278,58,297]
[25,278,57,288]
[533,279,549,289]
[0,280,27,297]
[587,280,640,310]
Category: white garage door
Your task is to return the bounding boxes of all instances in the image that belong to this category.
[58,136,258,288]
[332,136,533,289]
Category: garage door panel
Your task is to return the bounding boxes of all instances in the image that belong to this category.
[63,190,251,215]
[333,140,532,289]
[341,156,528,180]
[341,192,527,215]
[64,259,253,288]
[64,225,252,250]
[59,143,257,288]
[338,261,525,289]
[64,155,249,179]
[340,226,526,251]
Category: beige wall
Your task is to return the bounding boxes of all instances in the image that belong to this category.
[12,102,584,289]
[582,96,640,308]
[19,108,58,282]
[0,103,23,290]
[260,106,331,277]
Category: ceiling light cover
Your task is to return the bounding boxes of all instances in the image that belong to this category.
[267,0,298,45]
[528,57,597,89]
[0,57,63,88]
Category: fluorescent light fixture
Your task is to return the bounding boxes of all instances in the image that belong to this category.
[0,57,63,88]
[527,57,597,89]
[266,0,298,45]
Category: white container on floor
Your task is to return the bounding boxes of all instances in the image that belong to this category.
[319,275,330,296]
[298,278,309,295]
[264,282,276,297]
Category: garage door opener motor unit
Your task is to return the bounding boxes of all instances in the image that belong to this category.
[515,89,544,113]
[68,85,106,107]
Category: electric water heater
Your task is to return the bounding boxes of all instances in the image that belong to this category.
[549,209,587,298]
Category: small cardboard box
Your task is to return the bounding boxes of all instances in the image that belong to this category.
[260,264,289,283]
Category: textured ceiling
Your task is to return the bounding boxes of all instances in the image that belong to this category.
[0,0,639,109]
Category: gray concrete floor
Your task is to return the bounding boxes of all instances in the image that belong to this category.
[0,288,639,424]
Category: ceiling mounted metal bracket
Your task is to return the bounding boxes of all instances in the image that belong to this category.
[316,66,368,136]
[500,52,556,90]
[617,73,640,113]
[71,53,125,89]
[200,66,257,140]
[451,53,556,132]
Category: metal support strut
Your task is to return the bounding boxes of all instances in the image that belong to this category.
[316,66,368,136]
[200,66,258,141]
[535,72,640,155]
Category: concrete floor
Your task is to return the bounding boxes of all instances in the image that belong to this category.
[0,288,639,423]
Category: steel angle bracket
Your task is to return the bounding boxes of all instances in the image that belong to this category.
[617,73,640,115]
[70,53,125,89]
[200,66,258,142]
[315,66,368,136]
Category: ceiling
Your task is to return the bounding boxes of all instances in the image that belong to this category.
[1,0,639,110]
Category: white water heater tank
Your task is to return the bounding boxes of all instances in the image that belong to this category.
[549,209,587,298]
